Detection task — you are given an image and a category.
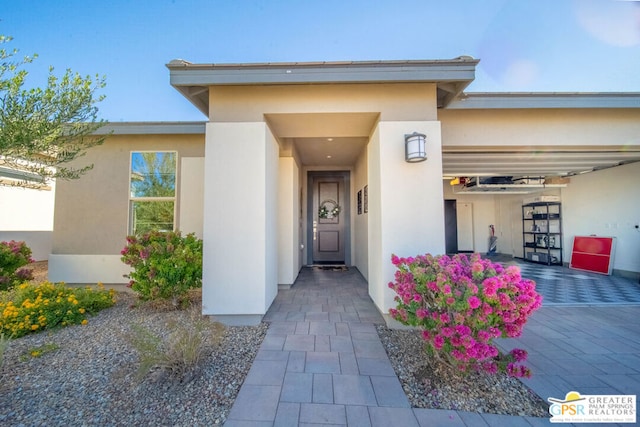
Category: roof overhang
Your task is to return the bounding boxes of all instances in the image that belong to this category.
[94,121,206,135]
[166,57,480,116]
[447,93,640,109]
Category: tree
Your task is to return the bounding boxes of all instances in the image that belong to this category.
[0,35,107,188]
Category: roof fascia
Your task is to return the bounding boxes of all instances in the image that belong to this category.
[166,58,479,86]
[447,93,640,109]
[94,122,206,135]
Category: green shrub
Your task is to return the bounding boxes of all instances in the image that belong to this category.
[0,282,116,338]
[121,231,203,306]
[0,240,34,291]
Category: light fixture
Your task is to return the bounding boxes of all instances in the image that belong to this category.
[404,132,427,162]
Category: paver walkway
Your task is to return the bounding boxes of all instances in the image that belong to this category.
[225,264,640,426]
[224,267,542,426]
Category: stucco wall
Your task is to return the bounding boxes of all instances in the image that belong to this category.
[278,157,300,285]
[53,134,204,255]
[201,122,279,318]
[368,120,446,316]
[209,83,438,122]
[0,184,55,231]
[353,144,369,280]
[179,157,205,238]
[439,108,640,148]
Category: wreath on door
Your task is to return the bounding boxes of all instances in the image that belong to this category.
[319,199,341,219]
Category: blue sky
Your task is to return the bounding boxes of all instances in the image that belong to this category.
[2,0,639,121]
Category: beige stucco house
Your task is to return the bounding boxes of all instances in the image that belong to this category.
[48,58,640,324]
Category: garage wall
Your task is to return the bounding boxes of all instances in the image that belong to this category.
[561,162,640,276]
[442,183,496,254]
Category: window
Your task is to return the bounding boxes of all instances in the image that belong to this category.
[129,151,177,234]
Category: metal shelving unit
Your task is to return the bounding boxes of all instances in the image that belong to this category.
[522,202,563,266]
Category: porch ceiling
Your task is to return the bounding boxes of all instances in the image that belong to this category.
[267,112,376,167]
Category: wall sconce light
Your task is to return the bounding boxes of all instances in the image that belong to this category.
[404,132,427,163]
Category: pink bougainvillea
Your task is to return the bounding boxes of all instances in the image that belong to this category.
[388,253,542,378]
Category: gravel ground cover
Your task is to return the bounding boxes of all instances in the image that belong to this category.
[2,262,549,425]
[377,325,549,418]
[0,291,267,426]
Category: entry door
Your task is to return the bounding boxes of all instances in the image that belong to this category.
[311,174,346,264]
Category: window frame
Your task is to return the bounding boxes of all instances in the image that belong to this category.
[128,150,178,235]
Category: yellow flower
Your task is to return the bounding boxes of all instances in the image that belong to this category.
[78,308,86,314]
[31,350,41,357]
[81,319,88,326]
[31,324,39,331]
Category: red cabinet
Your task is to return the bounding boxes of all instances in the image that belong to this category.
[570,236,616,275]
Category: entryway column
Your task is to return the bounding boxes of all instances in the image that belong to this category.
[201,122,279,325]
[367,121,445,324]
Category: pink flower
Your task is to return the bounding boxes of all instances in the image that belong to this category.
[416,308,429,319]
[468,296,481,309]
[440,327,453,337]
[471,262,484,274]
[433,335,445,349]
[446,297,455,305]
[454,324,471,336]
[510,348,528,362]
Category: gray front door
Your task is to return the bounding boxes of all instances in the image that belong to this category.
[310,172,347,264]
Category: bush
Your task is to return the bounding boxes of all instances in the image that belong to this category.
[121,231,203,306]
[0,240,34,291]
[0,282,116,338]
[388,253,542,378]
[127,307,225,382]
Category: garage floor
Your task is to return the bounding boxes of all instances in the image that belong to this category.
[511,258,640,306]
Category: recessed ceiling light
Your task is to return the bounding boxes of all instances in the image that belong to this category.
[326,155,332,159]
[327,138,333,142]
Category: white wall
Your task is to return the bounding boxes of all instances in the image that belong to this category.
[561,162,640,275]
[201,122,279,322]
[442,184,497,254]
[353,144,369,279]
[49,254,130,284]
[264,129,279,307]
[278,157,301,286]
[0,184,55,231]
[368,121,446,318]
[0,183,55,260]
